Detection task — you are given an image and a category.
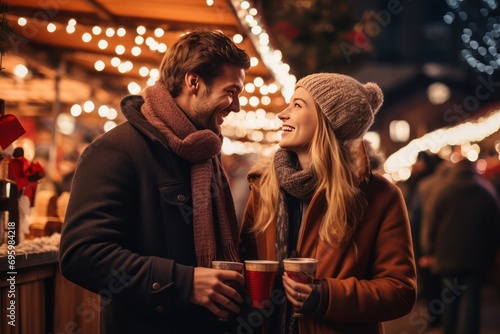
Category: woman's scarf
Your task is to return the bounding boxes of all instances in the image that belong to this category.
[141,81,239,267]
[274,148,317,262]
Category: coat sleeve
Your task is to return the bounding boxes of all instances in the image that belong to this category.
[319,181,417,323]
[59,134,194,315]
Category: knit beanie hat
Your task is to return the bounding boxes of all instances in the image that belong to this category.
[296,73,383,141]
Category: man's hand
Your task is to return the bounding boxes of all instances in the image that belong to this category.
[190,267,245,319]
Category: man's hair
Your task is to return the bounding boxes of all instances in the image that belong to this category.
[159,30,250,97]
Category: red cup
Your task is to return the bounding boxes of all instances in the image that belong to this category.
[244,260,279,308]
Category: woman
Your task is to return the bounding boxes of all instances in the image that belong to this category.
[240,73,417,333]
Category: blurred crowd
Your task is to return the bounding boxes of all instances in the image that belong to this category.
[400,151,500,334]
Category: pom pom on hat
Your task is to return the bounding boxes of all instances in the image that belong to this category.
[296,73,383,141]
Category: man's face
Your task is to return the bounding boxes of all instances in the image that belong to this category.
[190,64,245,134]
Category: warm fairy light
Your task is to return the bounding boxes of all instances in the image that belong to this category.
[94,60,105,71]
[268,83,278,94]
[135,36,144,45]
[233,34,243,44]
[115,45,125,55]
[11,4,292,154]
[253,77,264,87]
[384,107,500,176]
[131,46,142,56]
[136,26,146,35]
[118,61,133,73]
[128,82,141,94]
[154,28,164,38]
[139,66,149,77]
[47,23,56,33]
[206,0,214,6]
[82,33,92,42]
[250,57,259,67]
[239,96,248,106]
[92,26,102,35]
[259,85,269,95]
[98,40,108,49]
[158,43,167,53]
[14,64,28,78]
[70,104,82,117]
[249,96,259,107]
[104,121,117,132]
[147,77,156,86]
[111,57,121,67]
[105,28,115,37]
[117,28,126,37]
[261,96,271,105]
[245,83,255,93]
[149,68,159,79]
[18,17,27,26]
[241,1,250,10]
[83,101,95,113]
[98,105,110,117]
[107,108,118,120]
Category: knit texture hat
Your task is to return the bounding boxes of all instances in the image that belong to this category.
[296,73,383,141]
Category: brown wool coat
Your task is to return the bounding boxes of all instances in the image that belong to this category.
[240,145,417,334]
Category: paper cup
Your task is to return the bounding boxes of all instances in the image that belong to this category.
[283,258,318,284]
[212,261,244,273]
[244,260,279,308]
[211,261,244,321]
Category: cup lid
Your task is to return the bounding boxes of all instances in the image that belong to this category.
[244,260,279,272]
[283,258,318,272]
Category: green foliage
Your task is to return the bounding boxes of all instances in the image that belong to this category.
[0,1,13,56]
[261,0,373,78]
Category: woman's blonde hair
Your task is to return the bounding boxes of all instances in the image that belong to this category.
[252,105,366,244]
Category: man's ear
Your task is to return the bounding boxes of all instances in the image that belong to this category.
[185,73,199,94]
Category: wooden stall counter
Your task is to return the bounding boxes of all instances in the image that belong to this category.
[0,234,99,334]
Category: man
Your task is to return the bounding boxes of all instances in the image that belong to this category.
[59,30,250,333]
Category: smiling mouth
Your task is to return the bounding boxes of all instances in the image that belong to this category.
[282,125,295,132]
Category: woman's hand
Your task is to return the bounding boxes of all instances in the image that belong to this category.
[282,272,313,310]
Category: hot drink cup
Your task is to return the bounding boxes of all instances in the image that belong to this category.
[244,260,279,308]
[283,258,318,317]
[211,261,244,320]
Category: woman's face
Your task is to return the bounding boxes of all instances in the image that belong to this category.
[277,87,318,155]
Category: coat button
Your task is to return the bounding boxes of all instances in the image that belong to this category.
[156,306,164,313]
[177,194,186,202]
[152,282,161,290]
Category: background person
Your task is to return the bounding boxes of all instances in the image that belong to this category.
[59,30,250,334]
[240,73,417,333]
[421,158,500,334]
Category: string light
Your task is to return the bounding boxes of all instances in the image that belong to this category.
[384,106,500,180]
[8,3,288,149]
[444,1,500,74]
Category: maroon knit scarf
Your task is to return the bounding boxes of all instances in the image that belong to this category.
[141,81,240,267]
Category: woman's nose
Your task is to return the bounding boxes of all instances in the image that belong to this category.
[277,109,289,121]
